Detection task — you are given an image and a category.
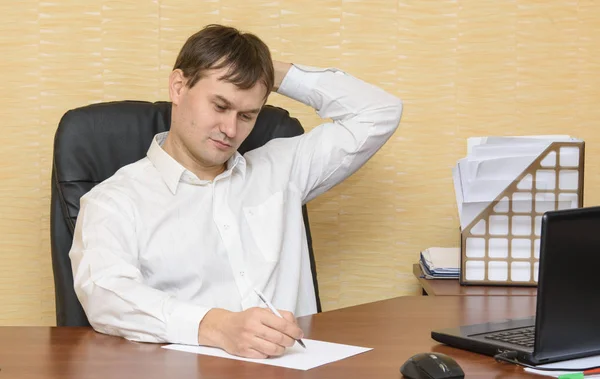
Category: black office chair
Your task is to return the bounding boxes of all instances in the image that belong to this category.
[50,100,322,326]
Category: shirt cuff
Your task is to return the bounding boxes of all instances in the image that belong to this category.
[276,64,341,107]
[166,301,211,345]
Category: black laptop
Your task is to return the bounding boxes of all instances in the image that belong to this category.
[432,206,600,365]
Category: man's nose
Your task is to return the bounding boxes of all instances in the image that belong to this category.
[220,113,237,139]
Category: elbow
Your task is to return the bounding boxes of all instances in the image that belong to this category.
[73,284,100,329]
[72,279,110,335]
[390,97,403,132]
[377,97,403,138]
[80,292,121,338]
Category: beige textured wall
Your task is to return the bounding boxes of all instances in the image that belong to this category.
[1,1,599,326]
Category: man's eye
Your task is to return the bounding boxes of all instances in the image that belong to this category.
[215,104,227,111]
[239,114,252,121]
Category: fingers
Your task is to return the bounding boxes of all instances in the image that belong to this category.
[219,308,304,359]
[250,335,286,357]
[260,310,304,341]
[229,343,270,359]
[255,323,295,348]
[233,326,291,358]
[243,348,269,359]
[279,310,297,324]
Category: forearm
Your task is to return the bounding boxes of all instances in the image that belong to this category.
[277,64,402,125]
[274,64,403,202]
[71,197,209,345]
[73,263,210,344]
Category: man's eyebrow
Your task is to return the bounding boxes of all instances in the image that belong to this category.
[213,95,261,114]
[213,95,233,107]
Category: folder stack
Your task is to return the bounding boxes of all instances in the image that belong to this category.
[453,136,585,286]
[419,247,460,279]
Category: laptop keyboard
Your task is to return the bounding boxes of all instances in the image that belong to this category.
[484,327,535,348]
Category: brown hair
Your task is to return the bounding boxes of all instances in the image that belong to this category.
[173,24,274,95]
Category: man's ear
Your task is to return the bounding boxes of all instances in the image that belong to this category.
[169,69,186,105]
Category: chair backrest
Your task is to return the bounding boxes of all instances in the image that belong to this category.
[50,100,321,326]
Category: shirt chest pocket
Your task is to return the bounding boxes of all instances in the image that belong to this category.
[243,191,285,262]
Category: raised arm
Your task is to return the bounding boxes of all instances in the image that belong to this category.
[265,62,403,203]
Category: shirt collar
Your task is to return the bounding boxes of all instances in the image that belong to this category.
[147,132,247,195]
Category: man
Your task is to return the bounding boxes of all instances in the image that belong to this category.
[70,24,402,359]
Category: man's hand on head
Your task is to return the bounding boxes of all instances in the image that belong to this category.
[273,61,292,92]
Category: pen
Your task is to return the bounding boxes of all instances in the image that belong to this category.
[253,288,306,349]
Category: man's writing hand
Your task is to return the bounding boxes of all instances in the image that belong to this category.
[197,307,304,358]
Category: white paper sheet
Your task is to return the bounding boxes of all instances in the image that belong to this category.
[467,135,573,155]
[524,355,600,377]
[161,338,372,370]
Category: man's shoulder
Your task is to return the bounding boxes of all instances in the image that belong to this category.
[82,158,154,205]
[243,135,302,166]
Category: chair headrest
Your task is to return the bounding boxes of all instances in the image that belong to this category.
[53,100,304,185]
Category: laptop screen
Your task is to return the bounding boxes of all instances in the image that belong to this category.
[534,206,600,360]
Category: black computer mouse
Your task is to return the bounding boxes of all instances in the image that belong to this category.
[400,352,465,379]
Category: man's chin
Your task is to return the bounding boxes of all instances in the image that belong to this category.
[202,152,235,168]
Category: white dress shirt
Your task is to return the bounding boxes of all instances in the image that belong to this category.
[69,64,402,346]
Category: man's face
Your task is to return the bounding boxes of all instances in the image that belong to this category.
[169,67,268,171]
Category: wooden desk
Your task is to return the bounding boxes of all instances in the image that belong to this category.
[413,263,538,296]
[0,296,542,378]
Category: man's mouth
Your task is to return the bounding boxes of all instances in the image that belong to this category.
[211,139,231,149]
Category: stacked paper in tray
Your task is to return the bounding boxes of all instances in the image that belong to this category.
[453,135,582,230]
[452,135,584,285]
[419,247,460,279]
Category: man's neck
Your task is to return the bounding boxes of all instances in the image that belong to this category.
[162,133,226,181]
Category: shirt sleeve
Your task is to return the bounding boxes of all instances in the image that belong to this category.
[69,192,209,345]
[275,64,403,203]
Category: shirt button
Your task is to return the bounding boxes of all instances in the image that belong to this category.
[240,271,245,276]
[224,224,230,230]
